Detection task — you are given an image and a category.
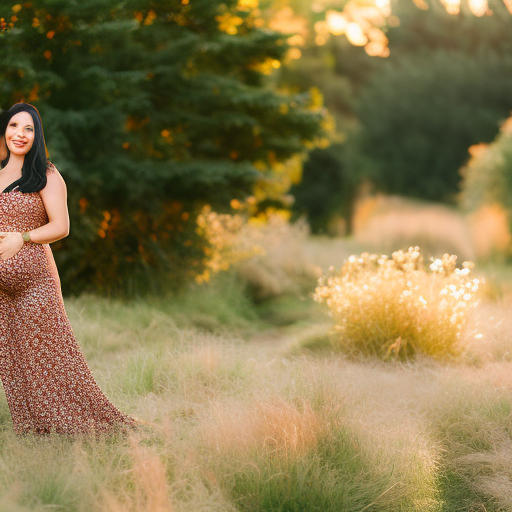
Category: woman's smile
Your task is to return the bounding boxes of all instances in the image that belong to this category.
[5,111,35,155]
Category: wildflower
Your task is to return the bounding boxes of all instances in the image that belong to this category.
[430,259,443,272]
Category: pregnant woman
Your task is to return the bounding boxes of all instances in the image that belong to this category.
[0,102,143,437]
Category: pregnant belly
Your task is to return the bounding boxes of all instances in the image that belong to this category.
[0,243,50,294]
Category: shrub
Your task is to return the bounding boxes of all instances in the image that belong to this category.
[313,247,481,361]
[459,116,512,262]
[196,204,320,300]
[237,213,320,300]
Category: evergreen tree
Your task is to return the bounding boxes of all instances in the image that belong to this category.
[0,0,327,295]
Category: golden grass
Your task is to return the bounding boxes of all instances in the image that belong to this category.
[352,194,476,261]
[198,396,323,464]
[352,193,512,264]
[98,435,173,512]
[3,241,512,509]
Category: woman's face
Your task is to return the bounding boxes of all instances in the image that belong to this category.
[5,111,35,157]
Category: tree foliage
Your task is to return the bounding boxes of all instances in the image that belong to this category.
[459,116,512,215]
[271,0,512,231]
[0,0,327,296]
[291,142,358,234]
[357,0,512,201]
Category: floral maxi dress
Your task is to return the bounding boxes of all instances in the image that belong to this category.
[0,162,139,436]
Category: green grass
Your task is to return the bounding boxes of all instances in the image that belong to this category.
[2,260,512,510]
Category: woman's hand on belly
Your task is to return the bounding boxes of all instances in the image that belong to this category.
[0,232,24,261]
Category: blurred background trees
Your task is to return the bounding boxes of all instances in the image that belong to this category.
[275,0,512,230]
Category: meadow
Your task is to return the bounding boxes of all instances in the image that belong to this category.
[2,205,512,512]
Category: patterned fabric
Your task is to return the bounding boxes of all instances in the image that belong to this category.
[0,162,140,437]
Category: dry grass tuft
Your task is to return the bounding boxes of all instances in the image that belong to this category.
[457,440,512,508]
[200,397,323,462]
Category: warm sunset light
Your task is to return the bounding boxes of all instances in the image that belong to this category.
[440,0,461,14]
[326,10,347,35]
[2,0,512,508]
[304,0,508,57]
[468,0,488,16]
[346,22,368,45]
[375,0,392,16]
[365,41,389,57]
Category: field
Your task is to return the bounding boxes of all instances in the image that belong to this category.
[2,230,512,511]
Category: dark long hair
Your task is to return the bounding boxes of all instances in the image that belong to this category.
[0,103,48,193]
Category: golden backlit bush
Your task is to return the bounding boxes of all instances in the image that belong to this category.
[196,203,320,298]
[237,213,321,299]
[195,204,265,284]
[459,116,512,261]
[314,247,481,360]
[467,203,512,263]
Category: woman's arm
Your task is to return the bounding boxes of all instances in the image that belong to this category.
[29,168,70,243]
[0,169,70,260]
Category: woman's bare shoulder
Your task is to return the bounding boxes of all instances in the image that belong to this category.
[46,160,59,175]
[41,160,66,196]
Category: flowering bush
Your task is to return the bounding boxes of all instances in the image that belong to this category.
[195,204,265,283]
[313,247,481,361]
[195,203,320,298]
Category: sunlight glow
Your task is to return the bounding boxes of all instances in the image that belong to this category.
[375,0,392,17]
[346,22,368,46]
[326,10,347,35]
[468,0,488,16]
[440,0,461,15]
[411,0,430,10]
[306,0,503,58]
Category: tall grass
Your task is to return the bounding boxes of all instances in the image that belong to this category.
[352,193,512,265]
[352,194,476,261]
[1,249,512,510]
